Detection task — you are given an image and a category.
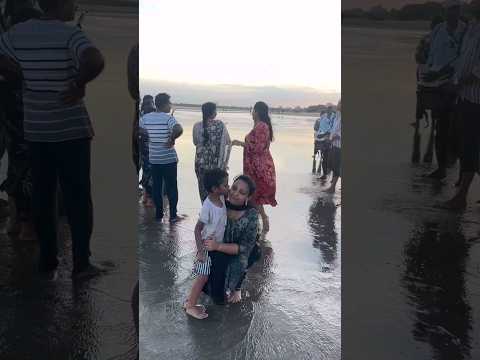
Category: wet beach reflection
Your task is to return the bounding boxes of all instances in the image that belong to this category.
[139,109,341,359]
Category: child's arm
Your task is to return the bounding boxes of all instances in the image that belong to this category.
[194,221,206,261]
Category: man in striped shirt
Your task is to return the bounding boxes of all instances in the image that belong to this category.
[0,0,105,280]
[445,0,480,209]
[139,93,183,222]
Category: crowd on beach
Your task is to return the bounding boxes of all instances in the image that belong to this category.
[0,0,106,280]
[137,88,342,319]
[137,92,279,319]
[312,100,342,193]
[0,1,140,357]
[414,0,480,209]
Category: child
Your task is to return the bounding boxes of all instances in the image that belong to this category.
[184,168,229,319]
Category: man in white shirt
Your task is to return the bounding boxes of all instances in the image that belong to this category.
[139,93,183,222]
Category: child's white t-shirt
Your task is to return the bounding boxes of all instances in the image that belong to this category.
[199,196,227,243]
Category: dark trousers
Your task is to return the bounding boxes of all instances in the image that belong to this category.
[458,99,480,173]
[151,162,178,219]
[431,93,456,170]
[29,139,93,272]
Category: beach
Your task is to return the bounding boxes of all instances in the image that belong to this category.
[139,109,341,359]
[0,8,139,360]
[343,24,480,359]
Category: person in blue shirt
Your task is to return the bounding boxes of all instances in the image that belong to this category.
[313,106,336,179]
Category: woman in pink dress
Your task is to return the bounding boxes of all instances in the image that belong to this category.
[232,101,277,232]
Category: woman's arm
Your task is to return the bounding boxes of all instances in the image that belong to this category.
[231,139,245,147]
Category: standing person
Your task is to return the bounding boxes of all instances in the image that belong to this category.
[193,102,231,202]
[422,0,467,179]
[327,100,341,193]
[0,0,105,280]
[444,0,480,209]
[139,93,183,222]
[127,43,140,174]
[314,106,336,179]
[139,94,155,206]
[232,101,277,233]
[0,5,42,240]
[126,42,140,360]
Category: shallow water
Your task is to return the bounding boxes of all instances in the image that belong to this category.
[139,109,341,359]
[343,26,480,359]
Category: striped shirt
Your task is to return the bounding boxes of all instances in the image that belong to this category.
[139,112,179,164]
[0,19,95,142]
[455,22,480,104]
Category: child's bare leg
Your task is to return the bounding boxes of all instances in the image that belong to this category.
[185,275,208,319]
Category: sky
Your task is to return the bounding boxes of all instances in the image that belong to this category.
[140,0,340,106]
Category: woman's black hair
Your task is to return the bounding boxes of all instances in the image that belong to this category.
[233,174,256,197]
[201,102,216,144]
[253,101,274,142]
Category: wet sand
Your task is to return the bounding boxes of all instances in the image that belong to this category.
[0,10,138,360]
[343,26,480,359]
[139,110,341,359]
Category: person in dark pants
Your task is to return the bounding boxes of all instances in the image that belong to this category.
[421,1,466,179]
[0,0,105,280]
[139,93,183,222]
[444,1,480,209]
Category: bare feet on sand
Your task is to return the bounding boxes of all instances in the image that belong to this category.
[227,290,242,303]
[183,301,208,319]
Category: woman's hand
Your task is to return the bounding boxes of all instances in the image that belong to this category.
[231,140,244,147]
[204,238,219,251]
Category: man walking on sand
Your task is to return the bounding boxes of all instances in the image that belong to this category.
[0,0,105,280]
